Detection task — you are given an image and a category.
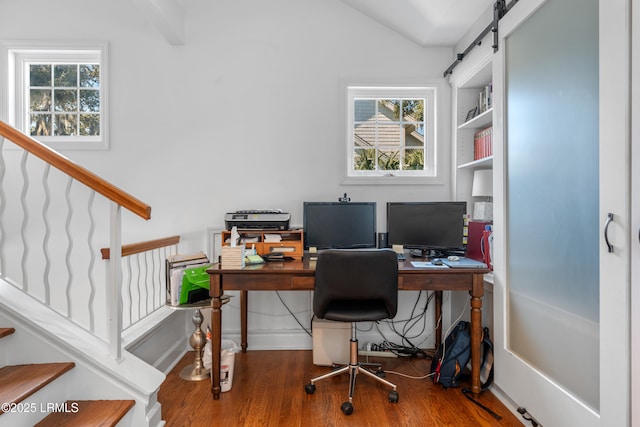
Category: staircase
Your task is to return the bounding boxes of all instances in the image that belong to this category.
[0,121,175,426]
[0,327,135,426]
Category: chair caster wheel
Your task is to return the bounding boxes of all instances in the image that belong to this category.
[304,383,316,394]
[341,401,353,415]
[389,390,399,403]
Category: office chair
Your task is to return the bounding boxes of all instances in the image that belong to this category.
[304,249,399,415]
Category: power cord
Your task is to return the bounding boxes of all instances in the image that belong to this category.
[275,290,312,336]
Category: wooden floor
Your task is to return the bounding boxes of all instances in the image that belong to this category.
[159,350,524,426]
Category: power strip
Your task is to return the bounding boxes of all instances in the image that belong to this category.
[358,350,398,358]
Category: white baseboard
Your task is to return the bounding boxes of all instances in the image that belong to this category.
[490,383,528,425]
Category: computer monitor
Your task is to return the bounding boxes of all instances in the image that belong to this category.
[303,202,377,250]
[386,202,467,254]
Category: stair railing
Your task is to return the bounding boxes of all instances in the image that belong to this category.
[101,235,180,333]
[0,120,153,360]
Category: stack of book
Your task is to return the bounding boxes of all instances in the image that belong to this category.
[166,252,210,306]
[478,83,493,113]
[221,246,245,269]
[474,126,493,160]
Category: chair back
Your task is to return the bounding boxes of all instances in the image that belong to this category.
[313,249,398,322]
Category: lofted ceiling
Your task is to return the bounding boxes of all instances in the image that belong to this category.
[131,0,495,48]
[339,0,495,47]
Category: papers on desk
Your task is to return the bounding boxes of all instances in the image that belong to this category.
[411,257,488,269]
[264,234,282,242]
[410,261,449,269]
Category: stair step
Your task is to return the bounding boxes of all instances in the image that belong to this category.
[35,400,135,427]
[0,362,75,407]
[0,327,15,339]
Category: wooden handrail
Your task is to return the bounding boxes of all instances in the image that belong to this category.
[101,235,180,260]
[0,120,151,220]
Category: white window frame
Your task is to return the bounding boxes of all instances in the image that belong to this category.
[1,40,109,150]
[344,85,438,185]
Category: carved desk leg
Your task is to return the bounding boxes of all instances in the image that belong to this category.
[469,273,484,394]
[210,275,222,400]
[240,290,248,352]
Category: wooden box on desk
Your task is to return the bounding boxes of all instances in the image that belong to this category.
[221,246,245,269]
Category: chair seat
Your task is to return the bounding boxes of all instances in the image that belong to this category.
[322,300,391,323]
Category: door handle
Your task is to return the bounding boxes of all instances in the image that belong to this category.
[604,212,614,253]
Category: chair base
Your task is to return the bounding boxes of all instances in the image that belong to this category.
[304,324,399,415]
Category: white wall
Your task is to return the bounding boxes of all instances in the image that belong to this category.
[0,0,455,349]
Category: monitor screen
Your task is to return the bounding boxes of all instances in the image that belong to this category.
[386,202,467,251]
[303,202,377,250]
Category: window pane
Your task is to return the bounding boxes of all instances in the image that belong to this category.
[354,122,374,147]
[354,149,376,170]
[379,100,400,121]
[30,89,52,112]
[79,64,99,88]
[30,64,51,87]
[54,114,77,136]
[404,123,424,147]
[403,148,424,170]
[354,99,375,121]
[79,114,100,136]
[402,99,424,122]
[54,89,77,112]
[30,114,51,136]
[378,124,401,147]
[378,149,399,170]
[54,64,77,87]
[79,89,100,112]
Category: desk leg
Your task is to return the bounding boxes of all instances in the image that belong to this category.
[469,273,484,394]
[434,291,443,346]
[240,290,248,352]
[210,276,222,400]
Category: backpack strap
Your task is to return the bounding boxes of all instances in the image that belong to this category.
[480,326,494,391]
[462,388,502,420]
[460,327,500,420]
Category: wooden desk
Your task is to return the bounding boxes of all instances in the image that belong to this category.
[207,259,488,400]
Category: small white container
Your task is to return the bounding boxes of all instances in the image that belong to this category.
[220,340,240,392]
[312,318,350,366]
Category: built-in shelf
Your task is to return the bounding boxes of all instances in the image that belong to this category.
[458,156,493,169]
[459,108,493,130]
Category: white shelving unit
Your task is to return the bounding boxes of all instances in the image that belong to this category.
[450,49,494,219]
[448,35,495,332]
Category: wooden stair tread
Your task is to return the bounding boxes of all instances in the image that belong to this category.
[0,362,75,405]
[35,400,135,427]
[0,327,15,339]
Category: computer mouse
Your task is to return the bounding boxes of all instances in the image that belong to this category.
[432,259,443,265]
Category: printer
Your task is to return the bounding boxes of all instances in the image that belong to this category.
[224,210,291,230]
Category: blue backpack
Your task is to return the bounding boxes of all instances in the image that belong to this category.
[431,321,494,390]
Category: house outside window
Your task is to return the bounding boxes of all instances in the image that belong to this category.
[2,41,108,150]
[346,86,437,182]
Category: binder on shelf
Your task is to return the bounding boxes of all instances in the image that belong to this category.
[179,264,213,305]
[166,252,210,306]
